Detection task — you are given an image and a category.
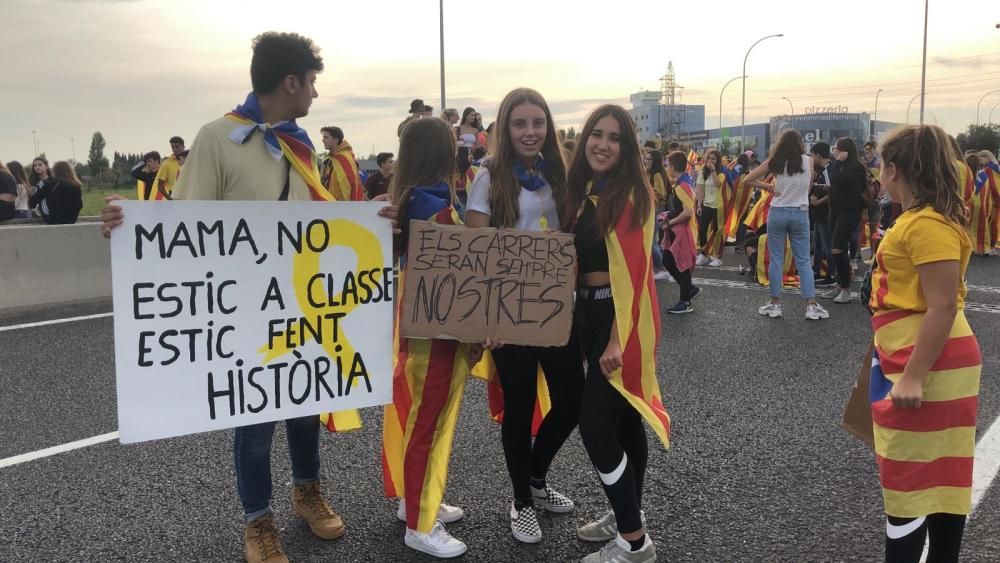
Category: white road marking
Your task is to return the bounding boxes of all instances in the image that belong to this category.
[0,432,119,469]
[972,415,1000,512]
[0,312,113,332]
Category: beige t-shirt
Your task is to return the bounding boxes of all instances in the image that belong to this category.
[173,117,316,202]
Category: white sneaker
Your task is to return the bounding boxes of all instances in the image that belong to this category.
[833,290,854,304]
[577,510,647,543]
[758,302,782,318]
[531,484,574,513]
[695,254,710,266]
[581,534,656,563]
[653,270,672,282]
[820,287,841,300]
[805,303,830,320]
[404,521,467,559]
[397,499,464,524]
[510,501,542,544]
[708,257,723,267]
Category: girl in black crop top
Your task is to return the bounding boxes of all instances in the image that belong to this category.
[564,104,666,562]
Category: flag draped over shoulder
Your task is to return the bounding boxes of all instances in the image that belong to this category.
[587,181,670,448]
[322,141,366,201]
[225,92,332,202]
[743,191,774,231]
[725,172,753,239]
[382,182,468,515]
[470,352,551,435]
[147,156,181,200]
[983,162,1000,248]
[702,169,732,257]
[962,159,991,254]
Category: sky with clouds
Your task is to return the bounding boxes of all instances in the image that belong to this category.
[2,0,998,164]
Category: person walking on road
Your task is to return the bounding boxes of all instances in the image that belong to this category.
[660,150,701,314]
[743,129,828,320]
[864,124,981,563]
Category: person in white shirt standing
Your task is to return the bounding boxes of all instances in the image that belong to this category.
[743,129,829,320]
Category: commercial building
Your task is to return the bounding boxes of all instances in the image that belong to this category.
[628,90,706,142]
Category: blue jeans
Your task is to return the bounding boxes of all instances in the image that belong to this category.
[812,220,834,279]
[651,207,665,270]
[234,416,321,522]
[766,207,815,300]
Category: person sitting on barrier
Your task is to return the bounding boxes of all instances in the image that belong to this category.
[28,157,54,197]
[29,161,82,225]
[6,161,34,219]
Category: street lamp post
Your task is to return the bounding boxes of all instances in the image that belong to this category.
[990,101,1000,126]
[741,34,783,154]
[872,88,884,140]
[906,94,920,124]
[439,0,446,112]
[781,96,794,116]
[976,89,1000,127]
[719,75,745,132]
[70,137,76,163]
[918,0,928,124]
[31,130,38,156]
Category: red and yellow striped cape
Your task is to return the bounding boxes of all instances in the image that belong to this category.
[725,172,753,240]
[383,200,470,532]
[146,155,181,201]
[471,352,551,434]
[743,190,774,232]
[589,182,669,448]
[983,163,1000,248]
[754,232,799,288]
[322,141,365,201]
[961,160,991,254]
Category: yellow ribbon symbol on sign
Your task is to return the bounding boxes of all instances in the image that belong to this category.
[259,219,385,431]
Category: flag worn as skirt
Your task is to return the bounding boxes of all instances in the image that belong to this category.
[868,205,981,517]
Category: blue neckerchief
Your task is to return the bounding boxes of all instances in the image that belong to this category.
[513,156,548,192]
[227,92,315,160]
[408,181,455,221]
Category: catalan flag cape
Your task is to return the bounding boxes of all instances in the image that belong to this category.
[867,207,980,517]
[665,174,698,270]
[136,179,146,200]
[701,168,732,257]
[964,160,992,254]
[725,170,754,240]
[754,233,799,288]
[984,162,1000,248]
[321,141,366,201]
[225,92,333,203]
[470,352,551,435]
[382,182,470,532]
[147,155,181,200]
[587,181,670,448]
[651,171,667,209]
[743,190,774,232]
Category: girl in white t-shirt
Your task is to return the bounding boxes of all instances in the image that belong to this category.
[465,87,584,544]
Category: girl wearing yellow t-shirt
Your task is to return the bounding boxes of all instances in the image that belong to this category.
[867,124,981,563]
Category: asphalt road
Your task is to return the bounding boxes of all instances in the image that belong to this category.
[2,252,998,562]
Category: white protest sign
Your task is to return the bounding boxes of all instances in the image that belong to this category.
[110,201,394,443]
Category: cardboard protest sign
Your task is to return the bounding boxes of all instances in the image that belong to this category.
[110,201,394,443]
[841,343,875,448]
[400,221,576,347]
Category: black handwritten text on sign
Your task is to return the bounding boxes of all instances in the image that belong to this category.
[400,221,577,347]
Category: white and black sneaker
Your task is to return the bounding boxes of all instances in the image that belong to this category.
[577,510,647,542]
[510,501,542,544]
[404,521,468,559]
[530,485,574,514]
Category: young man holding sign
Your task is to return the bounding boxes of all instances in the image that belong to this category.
[101,32,398,563]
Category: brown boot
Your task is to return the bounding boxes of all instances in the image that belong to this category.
[244,515,289,563]
[292,480,346,540]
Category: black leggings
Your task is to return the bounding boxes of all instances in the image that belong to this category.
[577,287,648,534]
[661,249,695,301]
[697,206,719,250]
[831,210,862,289]
[491,341,585,506]
[885,514,966,563]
